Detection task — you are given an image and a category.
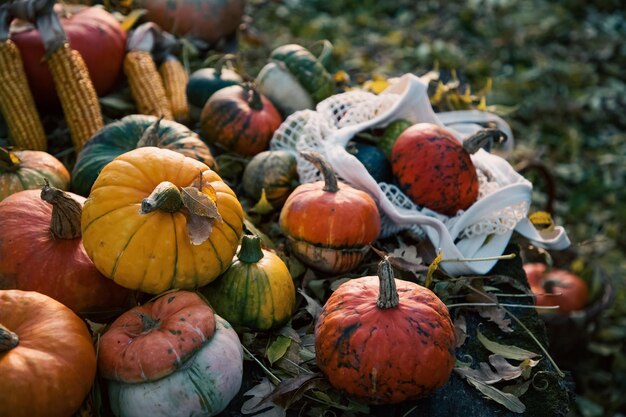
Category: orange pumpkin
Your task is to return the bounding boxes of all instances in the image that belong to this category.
[0,289,97,417]
[524,263,589,314]
[315,259,456,404]
[279,151,380,273]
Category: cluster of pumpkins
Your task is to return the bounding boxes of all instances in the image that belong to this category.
[1,5,590,417]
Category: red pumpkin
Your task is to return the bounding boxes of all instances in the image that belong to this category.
[135,0,245,44]
[0,185,131,317]
[200,84,282,156]
[524,263,589,314]
[391,123,478,216]
[279,151,380,274]
[315,259,456,404]
[10,4,126,109]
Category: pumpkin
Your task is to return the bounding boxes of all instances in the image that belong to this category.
[200,84,282,156]
[0,289,97,417]
[10,4,126,109]
[256,42,334,116]
[279,151,381,274]
[135,0,245,45]
[99,291,243,417]
[524,263,590,314]
[242,150,299,209]
[203,234,296,330]
[347,141,393,184]
[81,146,244,294]
[391,124,501,216]
[315,259,456,404]
[71,114,217,197]
[0,184,131,316]
[0,146,69,201]
[186,63,243,110]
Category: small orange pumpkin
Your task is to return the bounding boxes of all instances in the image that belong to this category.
[524,263,589,314]
[315,259,456,404]
[279,151,380,274]
[0,289,97,417]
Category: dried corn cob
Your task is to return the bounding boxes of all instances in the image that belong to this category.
[125,50,173,120]
[0,40,47,151]
[47,43,104,152]
[159,55,190,123]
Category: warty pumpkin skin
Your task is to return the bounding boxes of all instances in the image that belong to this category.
[203,234,296,330]
[99,291,243,417]
[279,151,380,274]
[0,187,131,315]
[71,114,217,197]
[0,289,97,417]
[0,147,70,201]
[315,260,456,404]
[81,146,244,294]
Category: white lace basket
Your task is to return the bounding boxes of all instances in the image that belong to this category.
[269,73,570,276]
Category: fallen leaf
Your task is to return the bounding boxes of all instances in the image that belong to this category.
[267,335,292,365]
[181,184,222,245]
[501,380,532,397]
[455,354,524,384]
[298,289,323,321]
[466,376,526,413]
[454,315,467,348]
[245,373,326,414]
[477,328,540,361]
[241,378,285,416]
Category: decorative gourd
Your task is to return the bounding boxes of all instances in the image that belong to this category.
[0,289,97,417]
[203,234,296,330]
[81,147,244,294]
[391,124,502,216]
[315,259,456,404]
[200,84,282,157]
[0,146,69,201]
[378,118,412,159]
[135,0,245,44]
[242,150,299,209]
[524,263,589,314]
[71,114,217,197]
[0,184,131,315]
[186,61,243,110]
[99,291,243,417]
[279,151,381,274]
[347,141,393,184]
[10,4,125,109]
[256,42,334,116]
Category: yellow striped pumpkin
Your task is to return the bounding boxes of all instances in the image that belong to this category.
[81,147,244,294]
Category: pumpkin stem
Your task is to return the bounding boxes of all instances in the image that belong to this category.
[376,257,400,309]
[0,147,21,173]
[244,83,264,111]
[462,128,508,154]
[0,323,19,352]
[214,53,237,76]
[300,151,339,193]
[238,234,265,263]
[40,179,82,239]
[137,117,164,148]
[141,181,183,214]
[136,312,161,333]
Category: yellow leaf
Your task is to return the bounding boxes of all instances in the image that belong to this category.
[528,211,555,231]
[363,74,389,94]
[120,9,147,32]
[333,70,350,83]
[425,250,443,287]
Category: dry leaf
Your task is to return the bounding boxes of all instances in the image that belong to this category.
[244,374,325,415]
[241,378,285,416]
[454,315,468,348]
[181,184,222,245]
[297,289,323,321]
[477,328,540,361]
[476,306,513,333]
[466,376,526,414]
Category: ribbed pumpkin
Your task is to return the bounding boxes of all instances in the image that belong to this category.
[200,84,282,156]
[81,147,244,294]
[99,291,243,417]
[0,184,131,316]
[242,150,299,209]
[0,146,69,201]
[71,114,216,197]
[0,289,97,417]
[315,259,456,404]
[203,234,296,330]
[279,151,380,274]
